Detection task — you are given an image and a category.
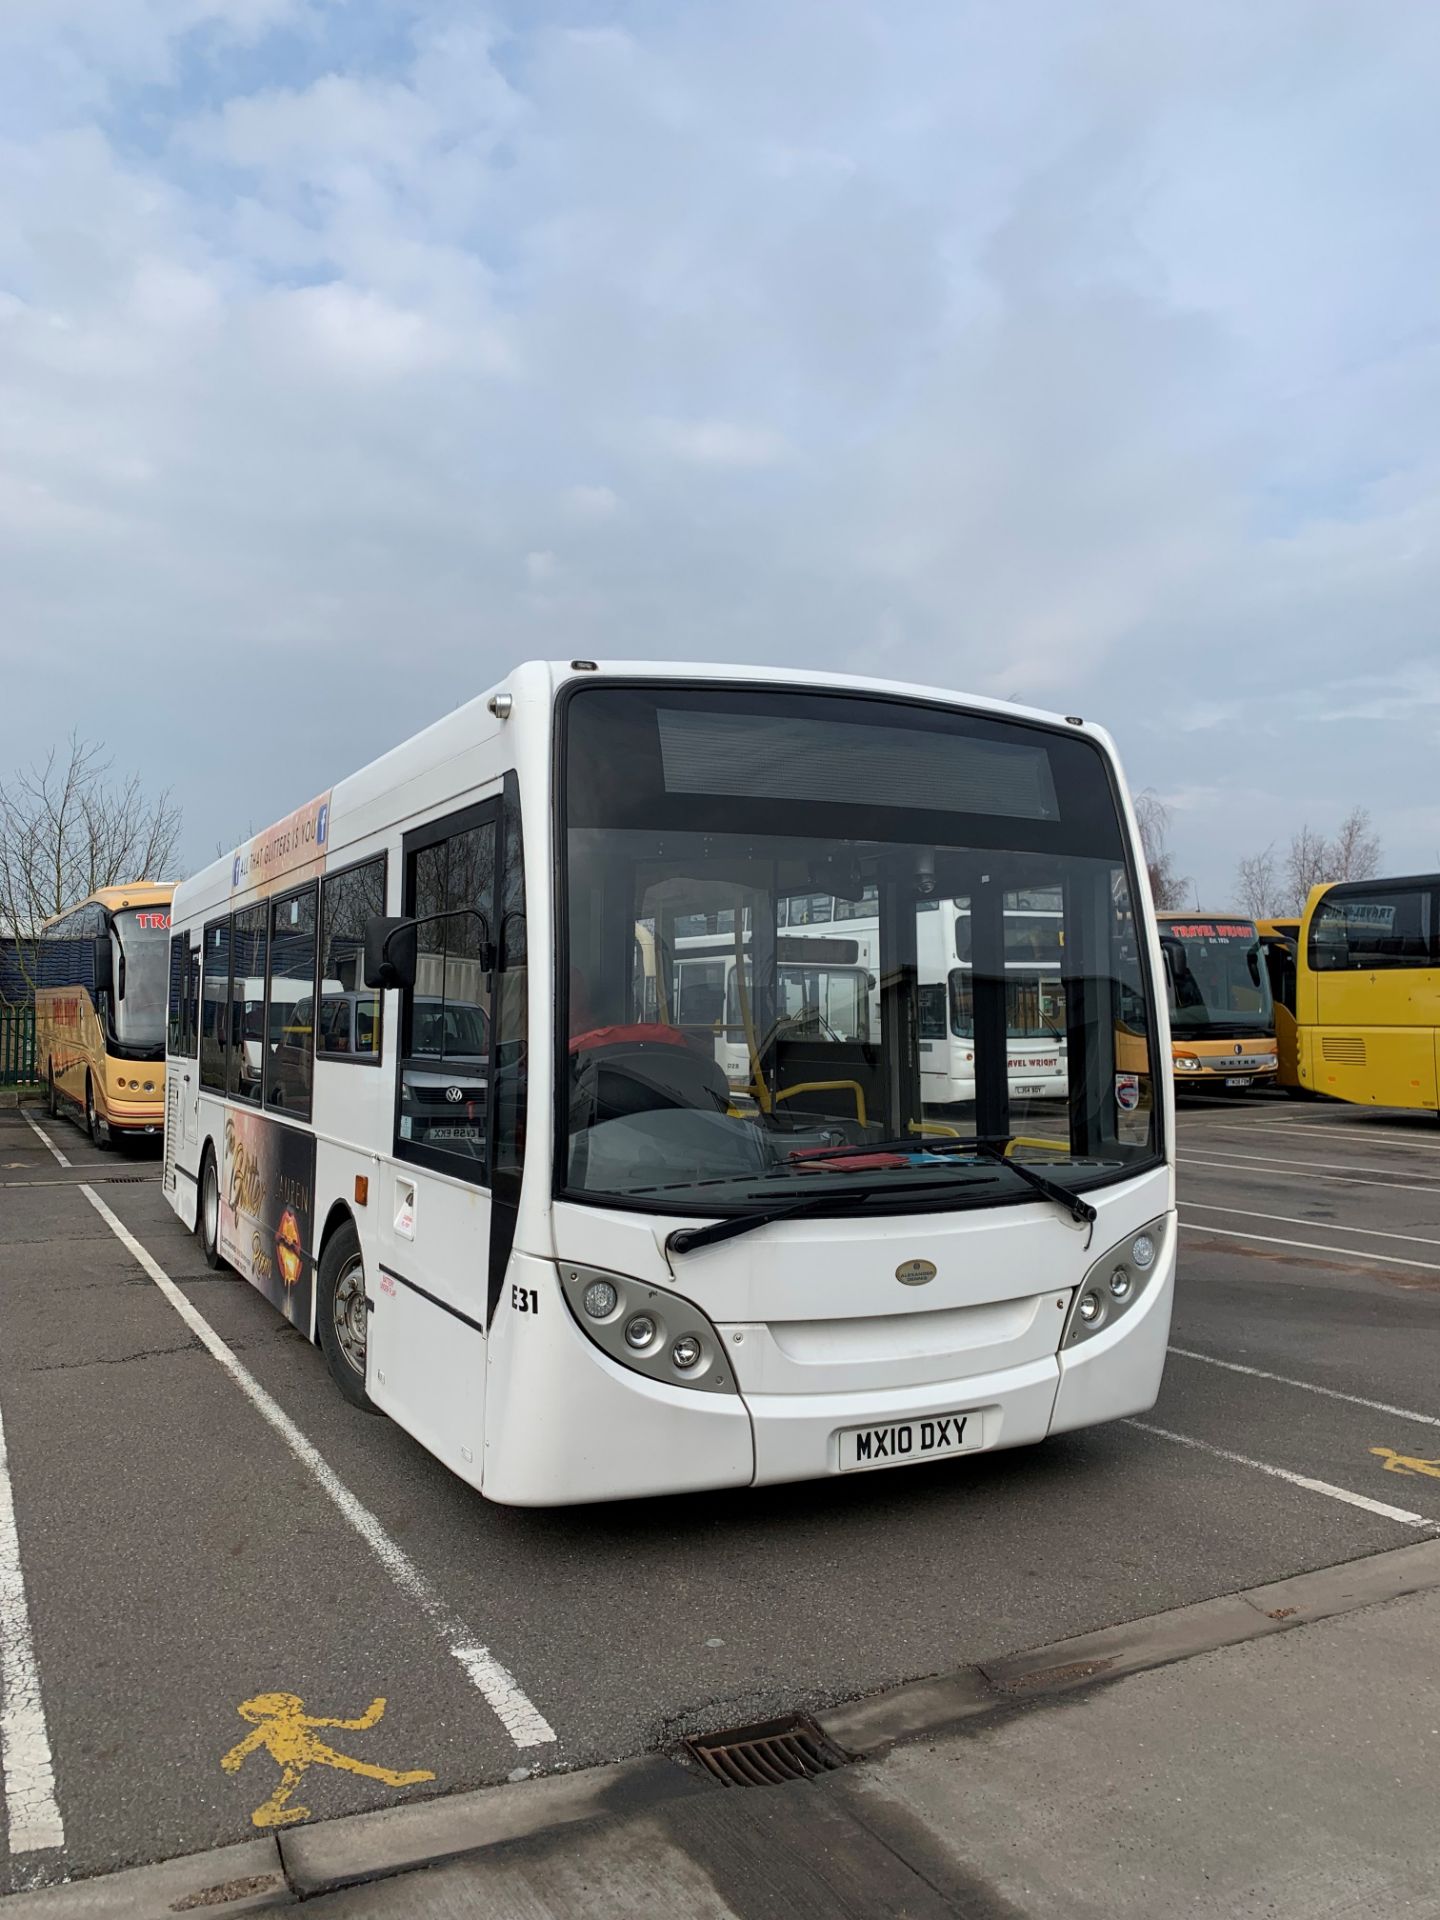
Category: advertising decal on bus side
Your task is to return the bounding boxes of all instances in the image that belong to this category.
[231,792,333,898]
[220,1108,318,1333]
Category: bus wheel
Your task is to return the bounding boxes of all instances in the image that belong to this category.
[198,1146,225,1270]
[317,1221,377,1413]
[85,1075,110,1150]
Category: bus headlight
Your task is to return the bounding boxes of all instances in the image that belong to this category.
[1175,1055,1201,1072]
[558,1264,737,1395]
[1062,1215,1170,1350]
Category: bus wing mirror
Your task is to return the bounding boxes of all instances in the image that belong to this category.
[364,916,417,992]
[93,936,115,997]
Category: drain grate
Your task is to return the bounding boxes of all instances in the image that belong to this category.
[685,1714,853,1787]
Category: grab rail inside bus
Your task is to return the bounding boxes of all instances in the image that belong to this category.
[773,1080,868,1127]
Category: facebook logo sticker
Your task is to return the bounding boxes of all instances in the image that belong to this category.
[232,855,242,888]
[317,802,329,847]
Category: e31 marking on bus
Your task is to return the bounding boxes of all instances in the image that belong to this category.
[511,1285,539,1315]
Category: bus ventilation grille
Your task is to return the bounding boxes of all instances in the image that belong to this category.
[1321,1036,1367,1065]
[684,1714,853,1787]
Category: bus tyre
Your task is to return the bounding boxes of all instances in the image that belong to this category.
[317,1221,377,1413]
[198,1146,226,1270]
[85,1075,110,1150]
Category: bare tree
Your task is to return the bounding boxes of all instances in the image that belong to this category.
[1234,844,1280,918]
[1282,823,1334,915]
[1275,808,1384,913]
[1133,790,1190,911]
[0,735,181,1000]
[1329,806,1381,883]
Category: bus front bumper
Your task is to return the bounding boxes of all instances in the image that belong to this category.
[103,1098,165,1134]
[740,1259,1174,1487]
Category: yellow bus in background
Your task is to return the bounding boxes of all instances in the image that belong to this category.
[1155,912,1277,1090]
[34,883,174,1146]
[1257,918,1302,1092]
[1290,874,1440,1111]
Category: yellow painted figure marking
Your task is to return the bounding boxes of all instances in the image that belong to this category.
[221,1692,435,1829]
[1370,1447,1440,1480]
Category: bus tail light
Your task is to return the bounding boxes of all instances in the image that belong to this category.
[1061,1215,1170,1350]
[559,1263,736,1395]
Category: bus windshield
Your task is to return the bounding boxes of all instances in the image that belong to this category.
[1160,920,1272,1036]
[111,907,170,1049]
[561,685,1159,1215]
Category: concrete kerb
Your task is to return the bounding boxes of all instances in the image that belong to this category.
[6,1537,1440,1915]
[0,1840,287,1917]
[819,1535,1440,1754]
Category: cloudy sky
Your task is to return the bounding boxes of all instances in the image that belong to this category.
[4,0,1439,899]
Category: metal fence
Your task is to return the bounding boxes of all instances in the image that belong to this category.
[0,1005,36,1086]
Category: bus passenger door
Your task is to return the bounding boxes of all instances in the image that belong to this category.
[371,798,499,1488]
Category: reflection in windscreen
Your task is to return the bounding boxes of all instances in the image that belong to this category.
[412,1000,489,1057]
[562,685,1161,1218]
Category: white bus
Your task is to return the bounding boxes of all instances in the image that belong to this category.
[163,662,1174,1507]
[668,894,1069,1109]
[916,895,1070,1107]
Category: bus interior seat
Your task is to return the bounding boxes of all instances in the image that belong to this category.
[570,1038,732,1129]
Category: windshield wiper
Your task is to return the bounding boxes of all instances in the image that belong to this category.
[972,1141,1096,1226]
[665,1176,999,1257]
[782,1135,1097,1226]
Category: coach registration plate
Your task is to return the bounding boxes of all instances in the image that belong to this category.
[837,1410,981,1472]
[1223,1076,1250,1087]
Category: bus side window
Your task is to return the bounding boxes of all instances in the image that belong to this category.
[166,931,200,1058]
[266,883,317,1116]
[167,934,188,1056]
[199,918,231,1091]
[228,904,268,1105]
[319,855,387,1062]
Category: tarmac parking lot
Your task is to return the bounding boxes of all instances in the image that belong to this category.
[1,1090,1438,1892]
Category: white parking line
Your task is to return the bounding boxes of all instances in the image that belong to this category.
[1184,1119,1440,1152]
[19,1113,555,1751]
[20,1115,69,1171]
[1126,1421,1432,1528]
[1182,1200,1440,1248]
[1180,1150,1440,1197]
[1181,1143,1440,1183]
[1178,1220,1440,1272]
[0,1395,66,1867]
[1167,1348,1440,1429]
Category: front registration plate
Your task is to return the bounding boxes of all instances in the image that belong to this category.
[837,1410,981,1472]
[1013,1083,1044,1096]
[1223,1076,1250,1087]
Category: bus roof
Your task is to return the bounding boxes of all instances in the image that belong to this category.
[1312,871,1440,897]
[41,881,174,931]
[173,659,1126,922]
